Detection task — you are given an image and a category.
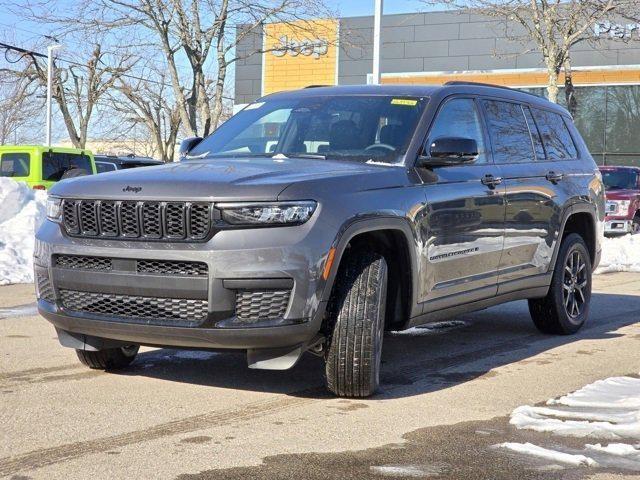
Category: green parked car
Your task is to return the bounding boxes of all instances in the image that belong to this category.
[0,145,97,190]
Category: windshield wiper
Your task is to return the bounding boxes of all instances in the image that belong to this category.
[287,153,326,160]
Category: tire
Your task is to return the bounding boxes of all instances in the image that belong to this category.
[76,345,139,370]
[632,215,640,235]
[325,250,387,398]
[528,233,592,335]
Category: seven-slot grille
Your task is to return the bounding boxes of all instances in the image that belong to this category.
[62,200,212,241]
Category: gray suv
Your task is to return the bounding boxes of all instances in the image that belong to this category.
[36,83,604,397]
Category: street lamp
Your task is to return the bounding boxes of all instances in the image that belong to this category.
[372,0,383,85]
[46,43,63,146]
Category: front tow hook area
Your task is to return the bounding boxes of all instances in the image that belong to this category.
[247,344,306,370]
[246,334,326,370]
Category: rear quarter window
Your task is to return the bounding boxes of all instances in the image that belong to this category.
[0,153,30,177]
[531,108,578,160]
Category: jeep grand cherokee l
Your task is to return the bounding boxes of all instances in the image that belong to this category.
[35,83,604,397]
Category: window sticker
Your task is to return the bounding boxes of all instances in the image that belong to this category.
[391,98,418,106]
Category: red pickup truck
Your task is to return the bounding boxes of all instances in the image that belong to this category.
[599,166,640,236]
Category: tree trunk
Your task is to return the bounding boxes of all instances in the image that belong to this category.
[564,57,578,116]
[546,67,560,103]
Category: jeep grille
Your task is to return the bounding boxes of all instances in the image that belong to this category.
[62,200,213,242]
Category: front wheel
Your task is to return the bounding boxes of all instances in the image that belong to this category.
[528,233,592,335]
[631,215,640,235]
[325,250,387,397]
[76,345,139,370]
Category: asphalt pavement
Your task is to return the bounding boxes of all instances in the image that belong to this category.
[1,273,640,479]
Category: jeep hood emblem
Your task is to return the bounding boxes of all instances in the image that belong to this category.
[122,185,142,193]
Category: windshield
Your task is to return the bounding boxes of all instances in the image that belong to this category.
[188,95,428,164]
[602,169,638,190]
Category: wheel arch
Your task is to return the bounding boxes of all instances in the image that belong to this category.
[552,203,599,271]
[321,217,420,330]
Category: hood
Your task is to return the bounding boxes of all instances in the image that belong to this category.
[605,189,638,200]
[50,157,402,201]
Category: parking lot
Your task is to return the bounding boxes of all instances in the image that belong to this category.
[1,272,640,479]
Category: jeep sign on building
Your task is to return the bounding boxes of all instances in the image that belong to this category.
[235,11,640,166]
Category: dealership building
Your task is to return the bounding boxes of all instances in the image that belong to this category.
[235,11,640,166]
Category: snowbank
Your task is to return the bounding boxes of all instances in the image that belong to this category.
[595,235,640,274]
[0,178,47,285]
[497,374,640,471]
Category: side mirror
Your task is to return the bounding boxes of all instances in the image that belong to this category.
[179,137,203,159]
[416,137,478,167]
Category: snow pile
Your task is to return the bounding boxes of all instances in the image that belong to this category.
[595,235,640,274]
[496,374,640,470]
[0,178,47,285]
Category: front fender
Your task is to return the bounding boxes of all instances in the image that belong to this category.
[319,216,421,319]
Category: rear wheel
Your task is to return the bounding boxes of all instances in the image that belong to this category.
[528,233,592,334]
[325,250,387,398]
[76,345,139,370]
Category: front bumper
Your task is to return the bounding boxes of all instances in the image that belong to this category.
[604,219,633,235]
[38,300,321,350]
[34,217,333,353]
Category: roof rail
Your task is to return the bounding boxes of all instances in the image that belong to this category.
[443,81,542,98]
[304,84,332,89]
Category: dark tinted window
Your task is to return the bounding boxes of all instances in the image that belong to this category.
[523,107,546,160]
[531,108,578,160]
[0,153,30,177]
[43,152,93,181]
[601,169,638,190]
[96,161,117,173]
[427,98,486,163]
[482,100,533,163]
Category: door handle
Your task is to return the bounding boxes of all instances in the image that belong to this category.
[481,174,503,188]
[546,171,564,183]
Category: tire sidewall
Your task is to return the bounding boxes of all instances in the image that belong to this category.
[552,234,592,333]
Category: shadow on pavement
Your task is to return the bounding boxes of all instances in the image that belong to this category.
[114,292,640,399]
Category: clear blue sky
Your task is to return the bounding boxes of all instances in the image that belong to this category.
[332,0,428,17]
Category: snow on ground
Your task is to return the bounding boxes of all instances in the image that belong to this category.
[595,235,640,274]
[495,374,640,471]
[0,178,47,285]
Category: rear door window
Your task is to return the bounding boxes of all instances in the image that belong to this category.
[43,152,93,181]
[482,100,533,164]
[0,153,30,177]
[523,107,546,161]
[531,108,578,160]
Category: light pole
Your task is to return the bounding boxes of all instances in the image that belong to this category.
[46,43,62,146]
[372,0,383,85]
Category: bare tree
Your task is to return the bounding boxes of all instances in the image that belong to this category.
[20,0,336,138]
[423,0,636,107]
[113,69,182,162]
[19,43,135,148]
[0,73,41,145]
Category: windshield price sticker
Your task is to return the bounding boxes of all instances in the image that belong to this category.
[391,98,418,106]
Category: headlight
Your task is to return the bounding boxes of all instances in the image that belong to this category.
[46,197,62,222]
[217,201,317,226]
